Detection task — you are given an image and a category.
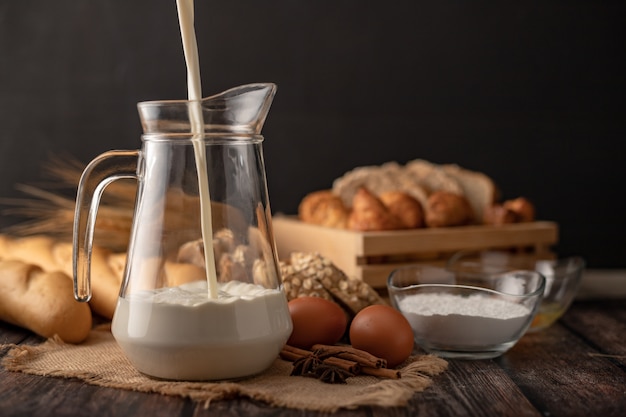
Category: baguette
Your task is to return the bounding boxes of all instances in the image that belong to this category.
[0,234,122,319]
[0,260,92,343]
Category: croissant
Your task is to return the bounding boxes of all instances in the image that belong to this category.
[348,187,405,231]
[425,191,474,227]
[379,191,424,229]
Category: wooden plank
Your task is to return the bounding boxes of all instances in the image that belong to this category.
[413,359,541,417]
[0,321,35,346]
[0,368,189,417]
[193,397,371,417]
[559,300,626,366]
[495,319,626,417]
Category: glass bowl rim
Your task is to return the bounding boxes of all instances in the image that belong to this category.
[387,266,546,299]
[447,251,586,274]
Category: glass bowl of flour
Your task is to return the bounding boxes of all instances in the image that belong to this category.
[387,265,545,359]
[447,251,585,332]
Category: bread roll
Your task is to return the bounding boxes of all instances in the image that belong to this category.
[0,260,92,343]
[483,204,518,225]
[503,197,535,222]
[0,234,122,319]
[484,197,536,225]
[379,191,425,228]
[424,191,474,227]
[348,187,404,231]
[298,190,349,228]
[404,159,464,196]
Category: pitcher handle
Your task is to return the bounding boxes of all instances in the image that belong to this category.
[73,150,140,302]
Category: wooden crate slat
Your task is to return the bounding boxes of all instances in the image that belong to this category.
[273,217,363,278]
[272,216,559,288]
[359,221,558,255]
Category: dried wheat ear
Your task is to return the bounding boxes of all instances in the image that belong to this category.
[0,155,136,252]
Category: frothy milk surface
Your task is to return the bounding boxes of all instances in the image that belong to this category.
[112,280,292,381]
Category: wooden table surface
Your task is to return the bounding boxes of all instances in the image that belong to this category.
[1,299,625,417]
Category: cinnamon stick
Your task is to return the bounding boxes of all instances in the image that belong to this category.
[279,349,303,362]
[281,344,311,358]
[281,344,401,380]
[280,345,360,374]
[311,344,387,368]
[323,356,360,374]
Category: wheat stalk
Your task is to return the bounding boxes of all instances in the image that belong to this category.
[0,155,249,253]
[0,156,136,251]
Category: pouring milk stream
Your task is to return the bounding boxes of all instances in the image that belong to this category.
[175,0,218,298]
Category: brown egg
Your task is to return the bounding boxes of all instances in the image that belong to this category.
[287,296,348,349]
[349,305,414,368]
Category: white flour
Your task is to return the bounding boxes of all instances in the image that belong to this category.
[398,293,532,347]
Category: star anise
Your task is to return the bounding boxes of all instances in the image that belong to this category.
[315,364,354,384]
[291,353,321,377]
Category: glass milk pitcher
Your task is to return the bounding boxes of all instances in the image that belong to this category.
[72,83,292,381]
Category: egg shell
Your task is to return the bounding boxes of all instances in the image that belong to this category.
[287,296,348,349]
[349,304,414,368]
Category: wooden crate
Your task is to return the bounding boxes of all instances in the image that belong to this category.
[272,216,559,289]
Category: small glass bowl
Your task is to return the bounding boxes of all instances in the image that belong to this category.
[387,265,545,359]
[447,251,585,331]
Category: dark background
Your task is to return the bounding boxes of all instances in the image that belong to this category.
[1,1,625,268]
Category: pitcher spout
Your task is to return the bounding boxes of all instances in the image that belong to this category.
[138,83,277,135]
[209,83,277,134]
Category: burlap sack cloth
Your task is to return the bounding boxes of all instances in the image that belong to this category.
[2,325,447,411]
